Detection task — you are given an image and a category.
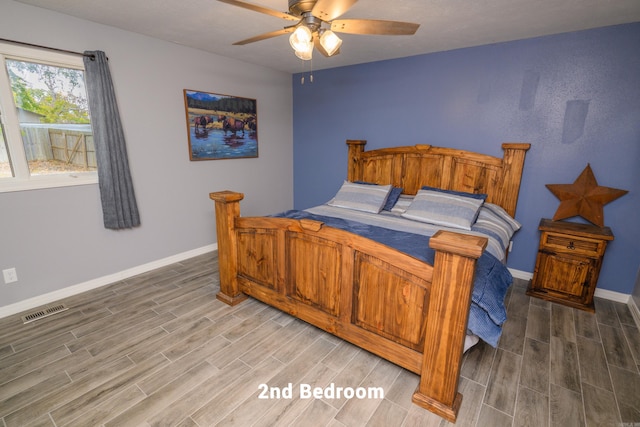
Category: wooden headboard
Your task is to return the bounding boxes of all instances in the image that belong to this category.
[346,140,531,218]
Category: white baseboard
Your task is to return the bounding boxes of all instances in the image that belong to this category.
[508,268,631,304]
[594,287,631,304]
[0,244,217,319]
[509,268,533,281]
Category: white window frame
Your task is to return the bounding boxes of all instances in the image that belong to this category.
[0,41,98,193]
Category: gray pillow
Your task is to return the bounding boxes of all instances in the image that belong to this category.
[328,181,392,213]
[401,188,485,230]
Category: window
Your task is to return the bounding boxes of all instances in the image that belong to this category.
[0,42,97,192]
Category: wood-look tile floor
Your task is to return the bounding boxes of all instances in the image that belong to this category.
[1,252,639,427]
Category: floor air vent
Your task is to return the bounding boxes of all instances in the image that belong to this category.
[22,304,69,324]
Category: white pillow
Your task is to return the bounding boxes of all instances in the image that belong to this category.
[401,189,484,230]
[328,181,392,214]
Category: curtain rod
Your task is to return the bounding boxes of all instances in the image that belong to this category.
[0,38,98,60]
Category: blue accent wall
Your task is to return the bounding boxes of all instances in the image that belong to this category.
[292,23,640,295]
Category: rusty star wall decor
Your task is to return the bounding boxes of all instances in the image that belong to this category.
[546,164,628,227]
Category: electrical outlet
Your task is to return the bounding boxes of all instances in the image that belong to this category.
[3,268,18,284]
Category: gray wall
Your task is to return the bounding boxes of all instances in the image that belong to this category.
[0,0,293,311]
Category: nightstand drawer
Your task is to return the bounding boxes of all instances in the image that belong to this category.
[543,232,602,256]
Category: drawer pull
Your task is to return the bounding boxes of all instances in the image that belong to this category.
[567,241,575,250]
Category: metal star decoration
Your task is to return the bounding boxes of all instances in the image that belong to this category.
[546,164,628,227]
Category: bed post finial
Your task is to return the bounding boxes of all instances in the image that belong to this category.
[346,139,367,182]
[412,230,487,422]
[209,191,248,306]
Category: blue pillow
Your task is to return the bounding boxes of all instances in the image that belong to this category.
[421,186,488,201]
[355,181,404,211]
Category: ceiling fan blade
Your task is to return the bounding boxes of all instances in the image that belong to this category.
[311,0,358,22]
[218,0,300,21]
[233,27,295,45]
[313,37,341,57]
[331,19,420,35]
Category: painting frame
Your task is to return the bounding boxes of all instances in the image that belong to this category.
[183,89,258,160]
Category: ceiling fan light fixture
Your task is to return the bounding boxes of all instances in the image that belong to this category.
[319,30,342,56]
[289,25,312,52]
[294,41,313,60]
[222,0,420,62]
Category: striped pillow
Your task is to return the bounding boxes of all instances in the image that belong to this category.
[355,181,404,211]
[401,189,484,230]
[328,181,392,213]
[471,203,521,251]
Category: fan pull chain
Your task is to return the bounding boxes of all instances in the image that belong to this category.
[300,57,314,85]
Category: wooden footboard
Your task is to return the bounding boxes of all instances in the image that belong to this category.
[210,191,487,422]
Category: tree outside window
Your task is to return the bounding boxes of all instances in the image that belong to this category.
[0,42,97,191]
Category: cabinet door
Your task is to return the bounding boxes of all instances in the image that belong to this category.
[533,251,592,299]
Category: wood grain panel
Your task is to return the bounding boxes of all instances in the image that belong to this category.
[448,158,500,203]
[287,233,342,317]
[535,252,590,298]
[361,154,394,185]
[237,229,276,290]
[352,253,430,351]
[401,154,443,194]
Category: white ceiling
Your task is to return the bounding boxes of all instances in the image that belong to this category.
[14,0,640,74]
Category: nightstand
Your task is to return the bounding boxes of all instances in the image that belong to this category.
[527,218,614,312]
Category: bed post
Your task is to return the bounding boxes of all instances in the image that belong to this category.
[498,143,531,217]
[412,231,487,422]
[346,139,367,182]
[209,191,248,306]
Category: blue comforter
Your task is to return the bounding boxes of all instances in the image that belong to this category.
[274,210,512,347]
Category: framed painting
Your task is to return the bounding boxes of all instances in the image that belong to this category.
[183,89,258,160]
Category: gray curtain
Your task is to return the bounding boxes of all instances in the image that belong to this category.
[83,51,140,229]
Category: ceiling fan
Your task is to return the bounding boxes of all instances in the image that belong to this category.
[218,0,420,60]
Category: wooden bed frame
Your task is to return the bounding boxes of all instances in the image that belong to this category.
[210,140,530,422]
